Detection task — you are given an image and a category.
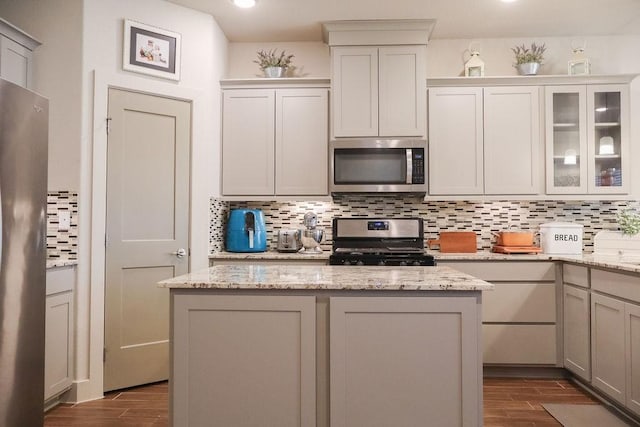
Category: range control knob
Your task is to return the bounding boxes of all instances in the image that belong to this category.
[412,261,422,266]
[377,260,386,266]
[356,260,365,266]
[399,261,408,266]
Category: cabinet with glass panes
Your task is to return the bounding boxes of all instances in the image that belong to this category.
[545,84,629,194]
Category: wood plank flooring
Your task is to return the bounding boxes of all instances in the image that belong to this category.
[44,378,602,426]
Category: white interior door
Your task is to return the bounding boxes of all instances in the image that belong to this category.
[104,88,191,392]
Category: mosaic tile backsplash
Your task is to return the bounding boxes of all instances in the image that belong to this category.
[47,191,78,259]
[209,196,640,254]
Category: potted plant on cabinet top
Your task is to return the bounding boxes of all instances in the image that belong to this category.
[254,49,294,78]
[512,43,546,75]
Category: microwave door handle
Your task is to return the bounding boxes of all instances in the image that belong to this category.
[406,149,413,184]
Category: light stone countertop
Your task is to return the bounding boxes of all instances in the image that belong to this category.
[209,250,640,274]
[159,264,493,291]
[46,259,78,269]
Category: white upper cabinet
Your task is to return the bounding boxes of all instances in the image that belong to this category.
[221,84,329,197]
[331,45,426,138]
[545,83,629,195]
[484,86,541,195]
[0,19,40,89]
[275,89,329,196]
[222,89,276,196]
[428,87,484,195]
[378,46,426,137]
[428,85,541,196]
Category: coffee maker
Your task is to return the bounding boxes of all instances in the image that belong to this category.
[225,209,267,252]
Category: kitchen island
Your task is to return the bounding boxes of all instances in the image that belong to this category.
[160,264,492,427]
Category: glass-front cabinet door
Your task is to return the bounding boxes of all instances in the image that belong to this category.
[587,84,629,194]
[546,84,629,195]
[545,86,588,194]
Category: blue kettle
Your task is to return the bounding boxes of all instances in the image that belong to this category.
[226,209,267,252]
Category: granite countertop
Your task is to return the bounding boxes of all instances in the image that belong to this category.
[209,250,640,274]
[46,259,78,269]
[209,250,330,260]
[159,264,493,291]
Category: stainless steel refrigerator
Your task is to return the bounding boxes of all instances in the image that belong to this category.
[0,78,48,426]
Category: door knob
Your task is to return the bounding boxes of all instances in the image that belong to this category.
[172,248,187,259]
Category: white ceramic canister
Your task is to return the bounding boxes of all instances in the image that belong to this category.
[539,222,583,254]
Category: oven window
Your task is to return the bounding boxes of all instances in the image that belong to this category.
[334,148,407,184]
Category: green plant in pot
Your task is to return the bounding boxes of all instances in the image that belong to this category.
[254,49,294,78]
[512,43,546,75]
[617,209,640,235]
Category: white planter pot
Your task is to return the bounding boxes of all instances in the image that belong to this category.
[594,230,640,260]
[516,62,540,75]
[264,67,285,78]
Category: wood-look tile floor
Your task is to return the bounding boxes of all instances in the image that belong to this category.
[44,378,602,426]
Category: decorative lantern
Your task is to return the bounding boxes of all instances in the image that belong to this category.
[464,51,485,77]
[568,47,590,75]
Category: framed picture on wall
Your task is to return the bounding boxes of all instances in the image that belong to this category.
[123,19,181,81]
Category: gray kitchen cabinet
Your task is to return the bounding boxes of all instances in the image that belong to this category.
[591,291,626,404]
[171,293,316,427]
[427,85,541,195]
[45,266,75,404]
[329,295,481,427]
[331,45,426,138]
[439,261,557,365]
[589,267,640,415]
[221,85,328,197]
[627,301,640,416]
[428,87,484,195]
[0,18,39,89]
[563,284,591,381]
[545,84,630,195]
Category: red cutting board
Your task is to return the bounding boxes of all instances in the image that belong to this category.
[428,232,477,253]
[492,245,542,254]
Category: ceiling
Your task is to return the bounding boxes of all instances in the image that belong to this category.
[166,0,640,42]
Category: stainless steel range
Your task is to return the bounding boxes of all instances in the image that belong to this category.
[329,218,436,266]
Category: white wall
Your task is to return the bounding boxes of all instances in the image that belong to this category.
[78,0,227,402]
[426,35,640,77]
[226,35,640,78]
[0,0,83,191]
[227,41,329,78]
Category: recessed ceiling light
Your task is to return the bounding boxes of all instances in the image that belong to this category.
[233,0,256,8]
[501,0,518,3]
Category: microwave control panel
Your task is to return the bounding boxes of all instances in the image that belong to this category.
[412,149,425,184]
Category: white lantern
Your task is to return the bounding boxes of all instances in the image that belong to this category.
[465,51,485,77]
[568,47,591,75]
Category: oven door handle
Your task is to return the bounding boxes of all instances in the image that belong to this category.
[406,149,413,184]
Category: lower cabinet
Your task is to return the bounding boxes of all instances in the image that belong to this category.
[45,266,75,403]
[171,294,317,427]
[329,296,481,427]
[563,284,591,381]
[439,261,557,365]
[587,268,640,417]
[171,291,484,427]
[591,292,626,404]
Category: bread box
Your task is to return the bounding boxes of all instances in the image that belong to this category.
[539,222,583,254]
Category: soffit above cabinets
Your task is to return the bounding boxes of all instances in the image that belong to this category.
[322,20,437,46]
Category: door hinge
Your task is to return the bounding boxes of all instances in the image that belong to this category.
[103,348,106,362]
[105,234,108,247]
[106,117,112,135]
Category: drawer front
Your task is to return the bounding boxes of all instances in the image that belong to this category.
[46,266,75,295]
[563,264,589,288]
[483,282,556,322]
[439,261,555,282]
[591,268,640,303]
[483,324,557,365]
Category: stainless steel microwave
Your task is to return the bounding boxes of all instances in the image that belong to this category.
[329,139,427,194]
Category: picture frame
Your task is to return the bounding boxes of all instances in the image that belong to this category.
[123,19,181,81]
